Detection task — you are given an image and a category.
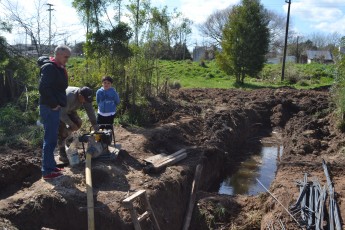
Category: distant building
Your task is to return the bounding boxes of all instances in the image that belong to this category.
[12,43,51,57]
[306,50,333,64]
[339,46,345,55]
[266,56,296,64]
[192,46,220,62]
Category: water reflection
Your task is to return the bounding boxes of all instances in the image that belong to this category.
[219,143,283,195]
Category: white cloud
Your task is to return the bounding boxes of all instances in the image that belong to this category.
[0,0,86,44]
[180,0,239,24]
[50,0,86,43]
[2,0,344,46]
[289,0,345,34]
[313,17,345,33]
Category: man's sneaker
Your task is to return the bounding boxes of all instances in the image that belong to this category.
[54,167,64,172]
[59,155,69,163]
[43,172,63,180]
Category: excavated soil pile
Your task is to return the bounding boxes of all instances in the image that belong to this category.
[1,87,345,230]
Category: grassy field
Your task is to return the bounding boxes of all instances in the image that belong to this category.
[0,58,338,148]
[156,59,335,89]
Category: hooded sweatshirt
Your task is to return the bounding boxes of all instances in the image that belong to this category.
[38,56,68,108]
[96,87,120,116]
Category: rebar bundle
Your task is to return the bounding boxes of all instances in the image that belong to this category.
[264,159,342,230]
[288,160,342,230]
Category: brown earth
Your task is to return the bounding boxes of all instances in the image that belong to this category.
[1,87,345,230]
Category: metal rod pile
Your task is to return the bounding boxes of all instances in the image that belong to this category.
[288,159,342,230]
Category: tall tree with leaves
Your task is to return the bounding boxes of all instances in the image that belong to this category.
[0,16,11,62]
[216,0,269,84]
[126,0,151,46]
[72,0,111,40]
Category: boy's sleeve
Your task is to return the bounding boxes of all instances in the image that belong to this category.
[96,89,102,104]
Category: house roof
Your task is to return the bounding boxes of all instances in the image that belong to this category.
[306,50,333,60]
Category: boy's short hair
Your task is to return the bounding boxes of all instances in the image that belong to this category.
[102,76,113,83]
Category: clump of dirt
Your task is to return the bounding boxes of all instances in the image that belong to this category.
[1,87,345,230]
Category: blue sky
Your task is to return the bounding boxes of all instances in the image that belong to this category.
[1,0,345,45]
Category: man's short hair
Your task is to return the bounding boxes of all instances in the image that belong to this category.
[54,45,71,56]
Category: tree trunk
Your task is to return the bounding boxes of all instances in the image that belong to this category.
[0,73,5,106]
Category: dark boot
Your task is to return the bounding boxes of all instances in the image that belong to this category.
[58,146,69,163]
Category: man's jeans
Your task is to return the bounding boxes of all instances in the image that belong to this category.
[58,111,82,156]
[40,104,60,176]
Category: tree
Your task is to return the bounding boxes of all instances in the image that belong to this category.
[113,0,123,23]
[126,0,151,46]
[146,6,192,60]
[2,0,77,55]
[1,0,47,54]
[198,7,232,47]
[266,10,286,56]
[73,41,85,55]
[0,16,11,62]
[199,6,285,53]
[216,0,269,84]
[72,0,110,40]
[0,18,11,34]
[172,43,191,60]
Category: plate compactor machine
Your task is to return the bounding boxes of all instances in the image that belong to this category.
[78,125,120,160]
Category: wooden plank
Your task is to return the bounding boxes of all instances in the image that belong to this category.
[144,193,161,230]
[143,153,167,164]
[123,190,146,204]
[153,151,187,172]
[85,153,95,230]
[152,149,187,166]
[137,211,150,222]
[127,202,142,230]
[182,164,203,230]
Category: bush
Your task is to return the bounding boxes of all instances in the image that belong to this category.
[337,120,345,133]
[258,64,281,83]
[205,73,215,79]
[17,90,40,111]
[0,104,42,147]
[169,81,181,89]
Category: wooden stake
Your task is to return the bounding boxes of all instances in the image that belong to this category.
[182,164,203,230]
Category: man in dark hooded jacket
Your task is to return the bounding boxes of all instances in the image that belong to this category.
[38,44,71,180]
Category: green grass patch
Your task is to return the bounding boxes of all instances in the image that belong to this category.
[156,60,335,89]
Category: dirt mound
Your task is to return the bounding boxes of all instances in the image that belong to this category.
[1,87,344,230]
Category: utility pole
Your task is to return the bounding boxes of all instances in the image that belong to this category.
[281,0,291,81]
[46,3,54,55]
[296,36,299,63]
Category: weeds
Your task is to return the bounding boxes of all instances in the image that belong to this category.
[0,104,42,147]
[244,210,262,228]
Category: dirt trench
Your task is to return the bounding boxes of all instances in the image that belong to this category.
[1,87,343,230]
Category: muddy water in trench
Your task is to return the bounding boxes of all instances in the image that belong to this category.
[219,140,283,196]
